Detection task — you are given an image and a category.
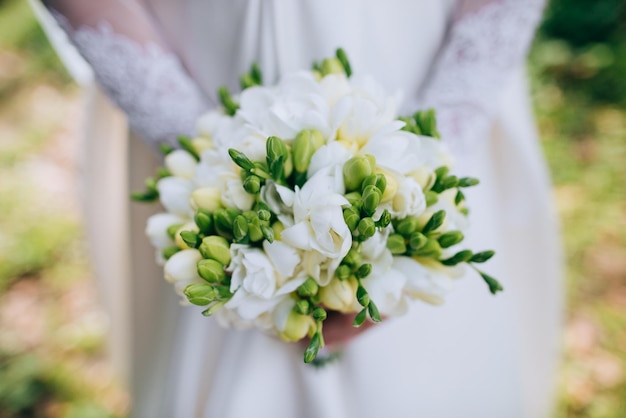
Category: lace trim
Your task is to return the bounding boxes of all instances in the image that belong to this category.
[420,0,546,152]
[56,16,208,146]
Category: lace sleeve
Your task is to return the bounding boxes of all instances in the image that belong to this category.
[42,0,208,147]
[419,0,546,153]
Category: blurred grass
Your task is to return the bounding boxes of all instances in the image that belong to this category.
[0,1,126,417]
[0,0,624,417]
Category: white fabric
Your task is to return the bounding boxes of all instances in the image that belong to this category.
[36,1,563,417]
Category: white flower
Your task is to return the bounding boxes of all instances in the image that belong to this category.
[163,249,204,300]
[157,177,194,217]
[219,171,255,211]
[238,73,332,139]
[280,166,351,261]
[307,142,352,178]
[330,75,401,152]
[165,149,197,179]
[226,242,304,320]
[260,181,295,219]
[362,267,409,316]
[145,213,185,249]
[392,257,458,305]
[389,176,427,219]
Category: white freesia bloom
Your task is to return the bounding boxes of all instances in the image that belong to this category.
[165,150,198,179]
[280,166,351,262]
[145,213,185,249]
[219,171,255,211]
[260,181,295,220]
[389,176,427,219]
[157,176,194,217]
[307,142,352,178]
[392,256,457,305]
[238,73,332,140]
[163,249,204,301]
[226,242,304,320]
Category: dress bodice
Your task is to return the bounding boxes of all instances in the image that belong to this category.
[145,0,456,110]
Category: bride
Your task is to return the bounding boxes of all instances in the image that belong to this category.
[34,0,563,417]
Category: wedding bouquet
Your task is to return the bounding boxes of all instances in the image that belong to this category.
[134,49,502,363]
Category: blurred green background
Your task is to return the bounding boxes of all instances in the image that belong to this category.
[0,0,625,417]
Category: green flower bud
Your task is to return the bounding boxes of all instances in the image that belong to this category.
[343,155,375,192]
[455,190,465,206]
[297,277,320,298]
[343,207,360,232]
[199,235,232,265]
[421,210,446,234]
[376,209,392,228]
[214,209,234,238]
[356,285,370,307]
[368,300,382,322]
[356,263,372,279]
[292,130,325,174]
[180,230,201,248]
[162,246,180,260]
[320,57,345,75]
[243,175,261,194]
[335,264,351,281]
[361,174,386,195]
[479,271,504,294]
[343,248,362,267]
[312,307,327,322]
[434,166,449,181]
[458,177,480,188]
[184,283,217,306]
[414,239,442,259]
[228,148,255,171]
[294,299,311,315]
[304,332,322,364]
[441,250,474,266]
[281,311,314,342]
[261,224,275,243]
[194,209,214,234]
[387,234,407,255]
[197,259,226,283]
[470,250,495,263]
[266,136,289,163]
[257,209,271,222]
[177,136,200,161]
[357,217,376,239]
[408,232,428,250]
[361,185,382,217]
[396,217,419,237]
[335,48,352,77]
[232,215,249,242]
[167,223,185,240]
[425,191,439,207]
[353,308,368,327]
[344,192,362,208]
[248,218,264,242]
[438,231,464,248]
[218,86,239,116]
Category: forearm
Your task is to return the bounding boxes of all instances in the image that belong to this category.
[42,0,208,147]
[420,0,546,152]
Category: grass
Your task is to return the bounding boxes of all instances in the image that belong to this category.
[0,1,624,417]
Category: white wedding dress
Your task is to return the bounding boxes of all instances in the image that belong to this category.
[35,1,563,417]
